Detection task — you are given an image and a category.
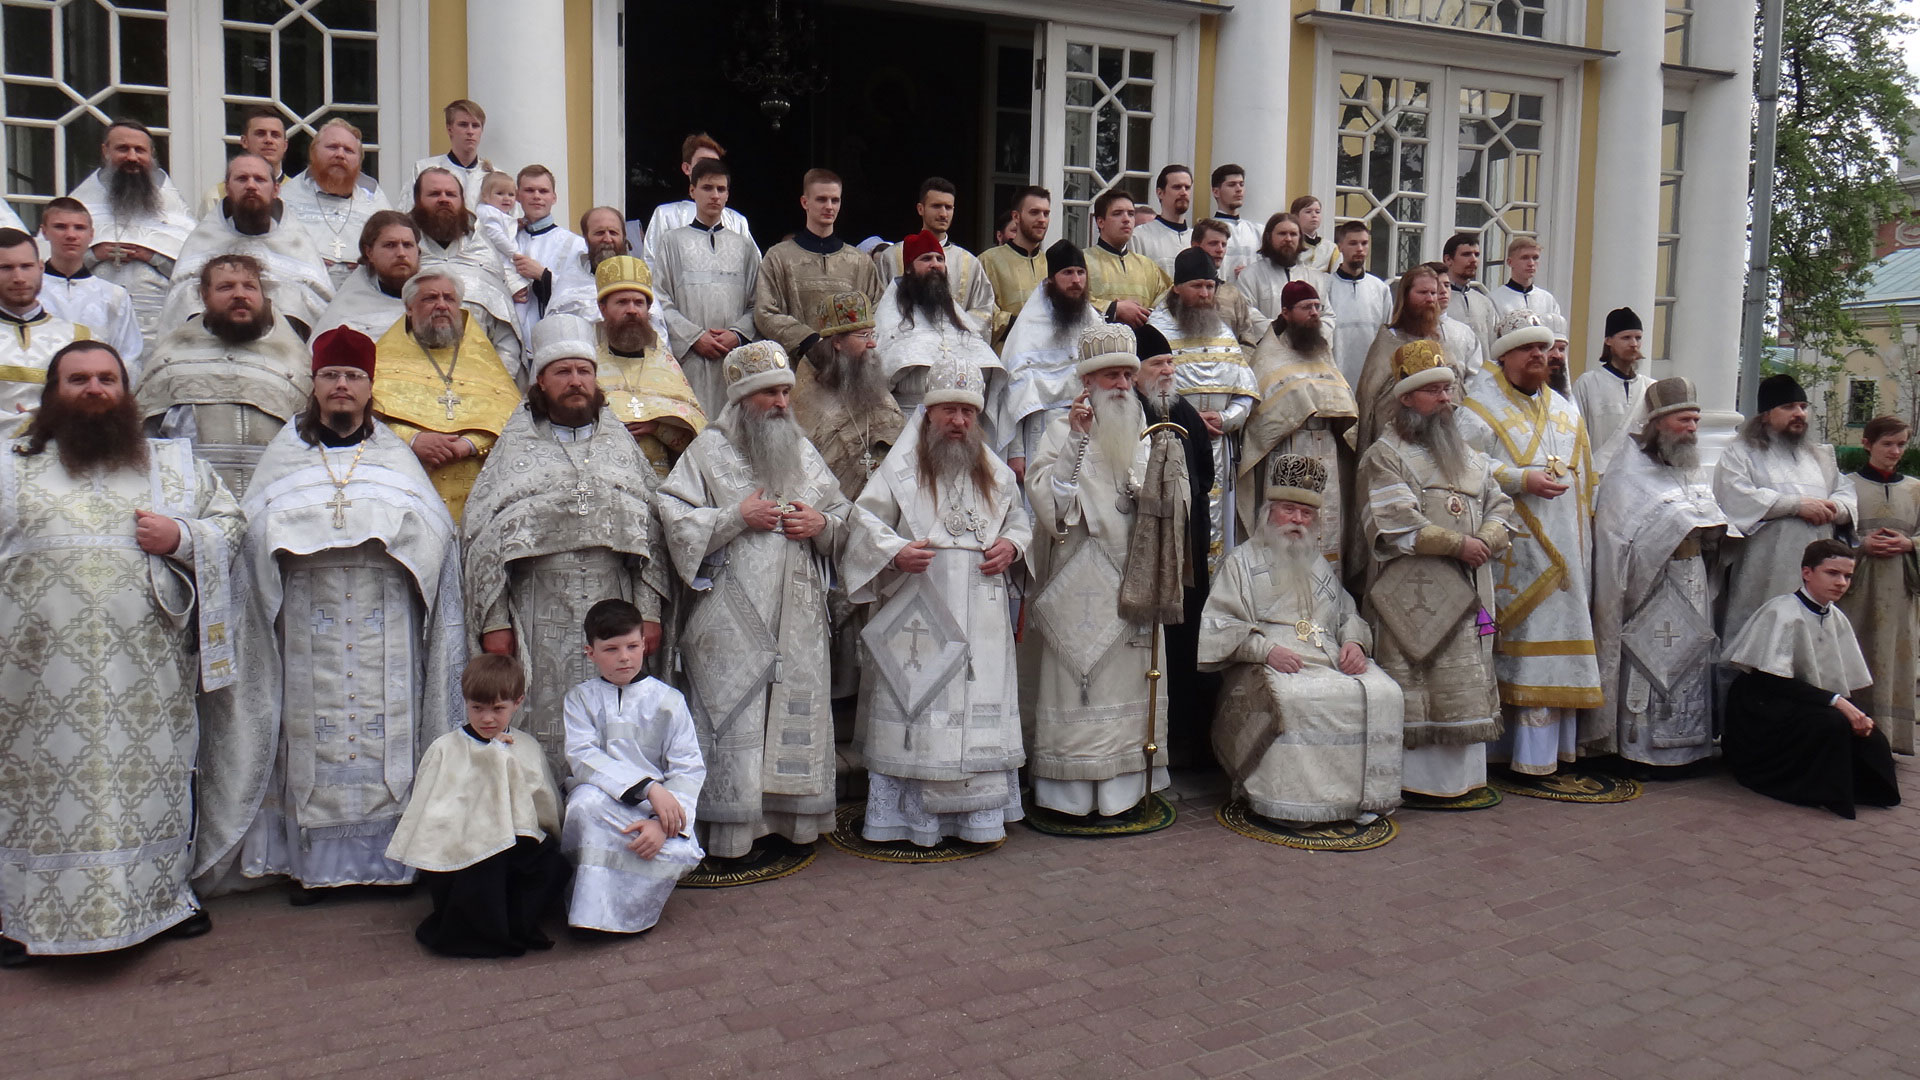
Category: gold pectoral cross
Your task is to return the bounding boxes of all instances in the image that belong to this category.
[326,488,350,528]
[1546,454,1569,479]
[1295,618,1327,648]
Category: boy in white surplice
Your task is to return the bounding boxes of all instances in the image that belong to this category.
[561,599,706,935]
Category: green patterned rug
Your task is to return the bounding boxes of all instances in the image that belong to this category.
[1400,785,1503,812]
[824,802,1006,863]
[1215,801,1400,851]
[1490,769,1644,804]
[677,836,818,888]
[1023,792,1177,837]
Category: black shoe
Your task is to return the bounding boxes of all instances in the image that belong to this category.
[0,936,29,969]
[288,885,322,907]
[166,911,212,939]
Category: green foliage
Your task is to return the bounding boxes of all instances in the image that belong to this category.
[1768,0,1918,351]
[1835,445,1920,478]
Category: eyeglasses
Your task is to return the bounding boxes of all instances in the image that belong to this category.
[314,369,371,383]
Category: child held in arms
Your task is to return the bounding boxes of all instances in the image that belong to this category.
[475,170,532,298]
[386,653,572,958]
[562,598,707,937]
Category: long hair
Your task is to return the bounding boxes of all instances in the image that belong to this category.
[916,414,995,507]
[293,392,377,448]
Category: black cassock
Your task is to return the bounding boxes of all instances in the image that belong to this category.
[415,836,573,958]
[1139,389,1218,767]
[1725,671,1900,820]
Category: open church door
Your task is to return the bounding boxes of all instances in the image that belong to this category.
[1036,23,1176,249]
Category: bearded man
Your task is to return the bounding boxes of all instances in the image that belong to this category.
[162,153,333,336]
[1544,313,1573,398]
[875,230,1005,428]
[224,328,465,901]
[1236,213,1332,331]
[70,120,196,349]
[874,178,998,332]
[998,240,1104,483]
[1457,311,1601,779]
[1585,378,1729,773]
[592,256,706,480]
[1200,455,1405,825]
[792,291,903,498]
[311,211,420,339]
[1190,219,1272,349]
[0,341,242,963]
[1357,342,1514,802]
[371,270,521,522]
[654,341,891,860]
[196,106,288,216]
[1022,326,1169,818]
[1147,248,1259,574]
[1351,264,1484,455]
[0,227,93,417]
[464,315,671,779]
[280,118,393,289]
[410,167,524,378]
[1714,373,1857,637]
[580,206,631,272]
[847,355,1027,846]
[139,254,313,496]
[1238,280,1357,577]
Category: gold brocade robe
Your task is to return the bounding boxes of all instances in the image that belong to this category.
[595,344,707,479]
[977,242,1046,347]
[790,357,904,499]
[373,315,520,523]
[1086,243,1172,313]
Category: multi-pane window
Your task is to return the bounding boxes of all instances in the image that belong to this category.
[1,0,170,227]
[1664,2,1693,65]
[1848,378,1879,426]
[1060,42,1156,247]
[1455,85,1543,283]
[1334,71,1431,280]
[1654,110,1684,365]
[221,0,381,179]
[1337,0,1547,39]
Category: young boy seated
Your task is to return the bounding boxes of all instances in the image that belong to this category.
[562,599,707,935]
[386,654,572,957]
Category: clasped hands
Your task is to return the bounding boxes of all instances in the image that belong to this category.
[741,488,824,539]
[1267,641,1369,676]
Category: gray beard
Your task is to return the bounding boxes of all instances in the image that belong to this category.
[1639,427,1700,470]
[588,241,625,270]
[1254,525,1321,610]
[816,346,893,414]
[1393,403,1469,485]
[1142,377,1177,419]
[1166,293,1217,340]
[413,319,460,350]
[1092,389,1144,478]
[721,403,807,496]
[106,164,161,220]
[919,424,987,492]
[1741,414,1807,452]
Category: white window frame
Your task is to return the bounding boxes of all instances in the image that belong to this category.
[1311,0,1588,49]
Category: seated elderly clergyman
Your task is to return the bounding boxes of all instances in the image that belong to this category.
[1198,454,1406,826]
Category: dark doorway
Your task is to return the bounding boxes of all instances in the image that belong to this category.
[626,0,1033,254]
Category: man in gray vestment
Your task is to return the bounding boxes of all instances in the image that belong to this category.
[654,341,892,859]
[465,314,671,779]
[228,327,465,901]
[652,157,760,415]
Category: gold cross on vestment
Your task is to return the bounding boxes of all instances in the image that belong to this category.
[1295,619,1327,648]
[326,488,351,528]
[1546,455,1569,479]
[437,387,462,420]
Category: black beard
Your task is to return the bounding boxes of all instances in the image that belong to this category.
[203,300,274,345]
[527,383,607,427]
[897,269,964,332]
[27,391,148,473]
[106,163,161,220]
[411,203,469,246]
[1283,315,1323,353]
[1547,362,1570,396]
[1043,277,1090,336]
[324,408,362,434]
[227,197,274,236]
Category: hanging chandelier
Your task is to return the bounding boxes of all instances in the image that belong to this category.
[728,0,830,130]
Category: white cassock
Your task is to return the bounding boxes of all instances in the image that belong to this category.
[278,171,393,290]
[1322,269,1391,388]
[1023,416,1168,816]
[562,676,706,933]
[640,200,758,271]
[1445,281,1498,359]
[1713,436,1858,638]
[40,266,144,370]
[1128,217,1191,277]
[1300,233,1338,274]
[1147,303,1259,569]
[399,153,495,210]
[994,284,1101,466]
[70,167,196,348]
[1216,214,1264,283]
[310,266,405,339]
[0,307,91,417]
[875,284,1007,441]
[1572,365,1656,473]
[161,205,334,333]
[513,220,597,342]
[137,312,314,497]
[1489,281,1561,322]
[877,237,1000,333]
[848,412,1029,844]
[1238,260,1337,343]
[228,421,466,890]
[0,201,22,232]
[652,221,761,416]
[1199,542,1405,822]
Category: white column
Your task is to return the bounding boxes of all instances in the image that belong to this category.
[466,0,573,223]
[1582,0,1662,377]
[1669,1,1759,418]
[1207,3,1293,221]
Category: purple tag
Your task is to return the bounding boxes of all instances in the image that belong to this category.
[1474,607,1497,637]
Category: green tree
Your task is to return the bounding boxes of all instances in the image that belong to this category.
[1768,0,1916,351]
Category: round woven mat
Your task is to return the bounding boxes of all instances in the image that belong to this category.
[824,802,1006,863]
[1022,792,1177,837]
[1215,801,1400,851]
[1490,769,1643,803]
[1399,785,1504,812]
[677,837,817,888]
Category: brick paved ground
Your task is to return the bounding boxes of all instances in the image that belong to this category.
[6,761,1920,1080]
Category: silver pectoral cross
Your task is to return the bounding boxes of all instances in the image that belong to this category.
[628,395,645,420]
[329,237,346,261]
[570,478,594,516]
[437,387,462,420]
[326,487,351,528]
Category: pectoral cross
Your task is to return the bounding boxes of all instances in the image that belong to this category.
[1546,454,1568,479]
[1294,618,1327,648]
[329,237,346,261]
[861,447,877,474]
[570,478,594,516]
[326,488,351,528]
[437,387,462,420]
[902,617,931,671]
[628,395,645,420]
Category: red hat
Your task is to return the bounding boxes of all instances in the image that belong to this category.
[311,326,377,377]
[901,229,942,267]
[1280,280,1320,310]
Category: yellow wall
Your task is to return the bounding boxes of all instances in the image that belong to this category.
[426,0,468,156]
[1565,1,1606,375]
[1286,0,1317,202]
[1194,14,1219,218]
[564,0,595,220]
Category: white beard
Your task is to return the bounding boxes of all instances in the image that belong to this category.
[1254,523,1321,610]
[1090,388,1143,479]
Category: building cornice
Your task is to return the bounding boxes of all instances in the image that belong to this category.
[1294,10,1615,65]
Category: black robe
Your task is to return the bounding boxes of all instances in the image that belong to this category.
[1725,663,1901,821]
[1139,389,1218,767]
